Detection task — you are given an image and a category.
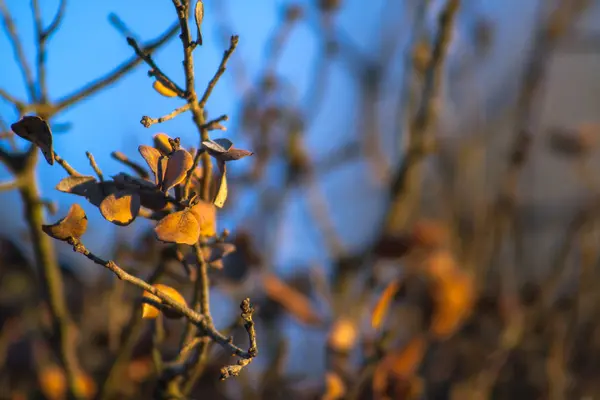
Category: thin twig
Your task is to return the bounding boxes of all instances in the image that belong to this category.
[110,151,150,179]
[53,151,80,176]
[85,151,104,182]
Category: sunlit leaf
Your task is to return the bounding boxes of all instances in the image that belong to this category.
[189,199,217,237]
[142,283,187,319]
[262,273,322,326]
[213,160,228,208]
[371,279,402,329]
[42,203,88,241]
[138,145,165,185]
[11,115,54,165]
[55,175,97,196]
[162,149,193,191]
[323,372,346,400]
[38,364,96,400]
[152,80,178,98]
[153,133,174,155]
[154,209,200,245]
[194,0,204,45]
[99,190,141,226]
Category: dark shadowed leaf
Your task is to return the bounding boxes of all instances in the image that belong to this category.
[194,0,204,45]
[213,160,228,208]
[42,204,88,241]
[218,147,254,162]
[139,190,168,211]
[205,242,236,269]
[153,133,174,155]
[112,173,156,190]
[11,115,54,165]
[154,209,200,245]
[99,190,141,226]
[162,149,193,191]
[189,200,216,237]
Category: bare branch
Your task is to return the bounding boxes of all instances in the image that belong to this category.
[0,179,20,192]
[110,151,149,179]
[85,151,104,182]
[54,21,179,112]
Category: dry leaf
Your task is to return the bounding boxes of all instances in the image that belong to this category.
[262,273,322,326]
[55,176,97,196]
[153,133,174,155]
[139,190,168,211]
[38,364,96,400]
[154,209,200,245]
[99,190,141,226]
[371,279,402,329]
[162,149,193,191]
[152,80,178,98]
[142,283,187,319]
[214,160,228,208]
[42,204,88,241]
[372,336,427,399]
[189,200,217,237]
[138,145,165,185]
[194,0,204,45]
[218,147,254,162]
[327,317,358,353]
[323,372,346,400]
[11,115,54,165]
[202,138,233,154]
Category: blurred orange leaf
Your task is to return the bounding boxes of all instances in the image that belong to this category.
[42,203,88,241]
[371,279,402,330]
[262,273,322,326]
[214,160,228,208]
[327,317,358,353]
[38,364,96,400]
[152,80,177,97]
[142,283,187,319]
[154,209,200,245]
[99,190,141,226]
[323,371,346,400]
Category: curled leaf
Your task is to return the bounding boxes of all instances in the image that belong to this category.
[371,279,402,329]
[154,209,200,245]
[152,80,178,98]
[162,149,194,191]
[138,145,165,185]
[262,273,322,326]
[42,203,88,241]
[202,138,233,154]
[213,160,228,208]
[142,283,187,319]
[218,147,254,162]
[11,115,54,165]
[153,133,174,155]
[194,0,204,45]
[189,199,217,237]
[99,190,141,226]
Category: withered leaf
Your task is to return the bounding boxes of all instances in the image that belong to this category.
[142,283,187,319]
[213,160,228,208]
[138,145,164,185]
[99,190,141,226]
[42,203,88,241]
[262,273,322,326]
[112,172,156,190]
[162,149,193,191]
[153,133,174,155]
[11,115,54,165]
[189,199,217,237]
[194,0,204,45]
[202,138,233,154]
[139,190,168,211]
[154,209,200,245]
[56,175,97,196]
[218,147,254,162]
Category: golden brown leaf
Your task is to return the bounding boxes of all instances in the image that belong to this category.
[189,199,217,237]
[138,145,165,185]
[152,80,178,98]
[162,149,193,191]
[42,204,88,241]
[142,283,187,319]
[99,190,141,226]
[153,133,173,155]
[371,279,402,329]
[323,372,346,400]
[11,115,54,165]
[213,160,228,208]
[429,270,474,339]
[154,209,200,245]
[262,273,322,326]
[55,175,97,196]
